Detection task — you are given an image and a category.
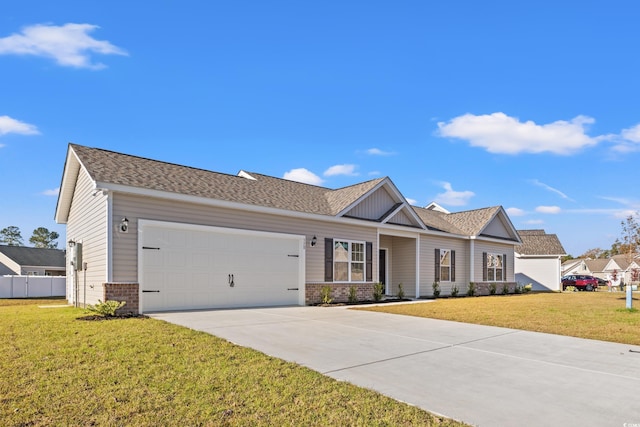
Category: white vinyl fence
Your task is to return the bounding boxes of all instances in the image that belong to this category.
[0,276,66,298]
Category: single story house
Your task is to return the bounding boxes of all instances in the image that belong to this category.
[514,229,566,291]
[0,245,66,276]
[55,144,522,314]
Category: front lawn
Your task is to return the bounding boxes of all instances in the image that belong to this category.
[359,292,640,345]
[0,299,465,427]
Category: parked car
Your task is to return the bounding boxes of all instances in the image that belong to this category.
[561,275,599,291]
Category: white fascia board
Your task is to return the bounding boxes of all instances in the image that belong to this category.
[335,178,392,217]
[476,207,522,244]
[54,149,81,224]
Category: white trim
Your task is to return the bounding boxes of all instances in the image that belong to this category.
[137,219,306,313]
[106,191,113,282]
[470,239,475,282]
[415,238,420,298]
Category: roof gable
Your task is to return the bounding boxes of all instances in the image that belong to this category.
[447,206,521,242]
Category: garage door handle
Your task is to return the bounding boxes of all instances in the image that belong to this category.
[142,290,160,293]
[287,288,299,291]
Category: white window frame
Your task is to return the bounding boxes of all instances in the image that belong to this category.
[333,239,366,283]
[486,253,504,281]
[439,249,452,282]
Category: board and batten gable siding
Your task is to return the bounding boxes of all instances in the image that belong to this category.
[473,241,515,283]
[419,235,468,296]
[66,167,109,306]
[111,192,378,284]
[344,186,395,221]
[483,216,513,239]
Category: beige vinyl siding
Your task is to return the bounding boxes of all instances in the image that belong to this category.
[420,235,468,296]
[483,216,513,239]
[344,186,395,220]
[388,237,416,297]
[66,167,108,306]
[387,210,414,226]
[112,193,377,283]
[474,240,515,282]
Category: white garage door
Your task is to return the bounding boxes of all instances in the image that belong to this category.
[139,221,304,312]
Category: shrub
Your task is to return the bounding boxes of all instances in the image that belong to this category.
[467,282,476,297]
[348,286,358,303]
[502,283,509,295]
[320,286,333,304]
[451,284,459,297]
[524,283,533,293]
[564,285,577,292]
[514,284,523,294]
[432,281,441,298]
[489,283,497,295]
[87,300,126,317]
[373,282,385,302]
[397,283,405,300]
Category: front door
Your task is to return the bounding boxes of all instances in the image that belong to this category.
[379,249,387,293]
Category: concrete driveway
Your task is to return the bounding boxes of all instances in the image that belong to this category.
[150,304,640,427]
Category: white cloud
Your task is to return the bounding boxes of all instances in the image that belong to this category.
[366,148,394,156]
[524,219,545,225]
[535,206,562,214]
[434,182,475,206]
[42,187,59,196]
[0,115,40,136]
[506,207,526,217]
[324,164,358,177]
[612,123,640,153]
[283,168,324,185]
[437,112,599,155]
[0,23,128,69]
[530,179,573,201]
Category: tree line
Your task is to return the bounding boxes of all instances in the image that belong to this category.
[0,226,60,249]
[565,214,640,261]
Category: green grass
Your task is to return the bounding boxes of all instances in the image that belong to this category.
[359,292,640,345]
[0,299,464,427]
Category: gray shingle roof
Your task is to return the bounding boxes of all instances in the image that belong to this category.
[71,144,385,217]
[516,229,566,255]
[446,206,502,236]
[412,207,467,234]
[0,245,66,267]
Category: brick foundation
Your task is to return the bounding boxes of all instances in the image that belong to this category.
[305,283,376,305]
[104,282,139,315]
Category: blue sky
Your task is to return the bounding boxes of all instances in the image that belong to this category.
[1,1,639,256]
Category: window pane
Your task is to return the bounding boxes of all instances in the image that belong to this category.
[351,243,364,262]
[496,269,503,281]
[440,250,450,267]
[334,262,348,281]
[488,269,495,281]
[495,255,503,268]
[351,263,364,281]
[334,242,349,262]
[440,267,450,282]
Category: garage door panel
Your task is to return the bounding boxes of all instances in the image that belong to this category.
[141,223,302,312]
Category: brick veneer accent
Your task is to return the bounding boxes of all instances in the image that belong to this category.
[306,283,376,305]
[104,282,139,315]
[472,282,518,296]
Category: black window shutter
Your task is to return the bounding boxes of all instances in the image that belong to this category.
[482,252,488,281]
[503,253,507,279]
[366,242,373,281]
[434,249,440,282]
[451,250,456,282]
[324,238,333,282]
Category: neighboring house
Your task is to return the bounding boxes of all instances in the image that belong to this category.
[584,258,609,281]
[514,230,566,291]
[55,144,522,314]
[561,258,588,276]
[0,245,66,276]
[602,254,640,284]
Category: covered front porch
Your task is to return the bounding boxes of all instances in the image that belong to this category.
[379,232,419,298]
